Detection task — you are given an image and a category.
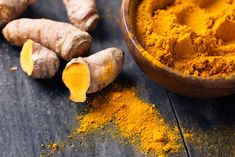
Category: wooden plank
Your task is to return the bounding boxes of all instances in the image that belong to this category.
[168,92,235,157]
[0,0,187,157]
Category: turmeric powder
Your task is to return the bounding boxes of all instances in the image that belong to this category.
[136,0,235,78]
[76,84,184,156]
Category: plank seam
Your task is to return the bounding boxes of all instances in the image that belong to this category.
[166,91,191,157]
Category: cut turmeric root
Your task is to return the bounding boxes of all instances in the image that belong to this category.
[3,18,92,61]
[63,0,99,31]
[62,48,124,103]
[20,39,60,79]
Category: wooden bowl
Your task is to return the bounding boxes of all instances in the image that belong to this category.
[120,0,235,98]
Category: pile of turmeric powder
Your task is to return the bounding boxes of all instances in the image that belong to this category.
[136,0,235,78]
[76,84,184,156]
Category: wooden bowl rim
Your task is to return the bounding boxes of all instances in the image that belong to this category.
[121,0,235,84]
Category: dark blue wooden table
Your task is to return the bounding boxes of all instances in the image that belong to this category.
[0,0,234,157]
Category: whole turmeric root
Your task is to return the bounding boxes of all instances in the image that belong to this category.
[62,48,124,103]
[0,0,36,26]
[63,0,99,31]
[21,39,60,79]
[3,18,92,61]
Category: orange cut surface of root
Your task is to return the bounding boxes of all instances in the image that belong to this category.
[62,63,90,103]
[20,39,34,76]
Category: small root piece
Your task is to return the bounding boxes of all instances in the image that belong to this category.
[3,18,92,61]
[9,66,18,72]
[20,39,60,79]
[63,0,99,31]
[62,48,124,103]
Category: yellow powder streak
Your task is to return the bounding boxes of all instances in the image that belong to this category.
[77,84,182,156]
[99,63,114,83]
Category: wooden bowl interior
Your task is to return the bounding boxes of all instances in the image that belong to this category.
[121,0,235,98]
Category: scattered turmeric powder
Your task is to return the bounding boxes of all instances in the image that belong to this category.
[136,0,235,78]
[51,143,58,152]
[190,127,235,157]
[76,84,184,156]
[40,142,65,156]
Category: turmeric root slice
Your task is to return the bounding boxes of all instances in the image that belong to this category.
[62,59,91,103]
[20,39,60,79]
[63,0,99,31]
[21,39,34,76]
[62,48,124,103]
